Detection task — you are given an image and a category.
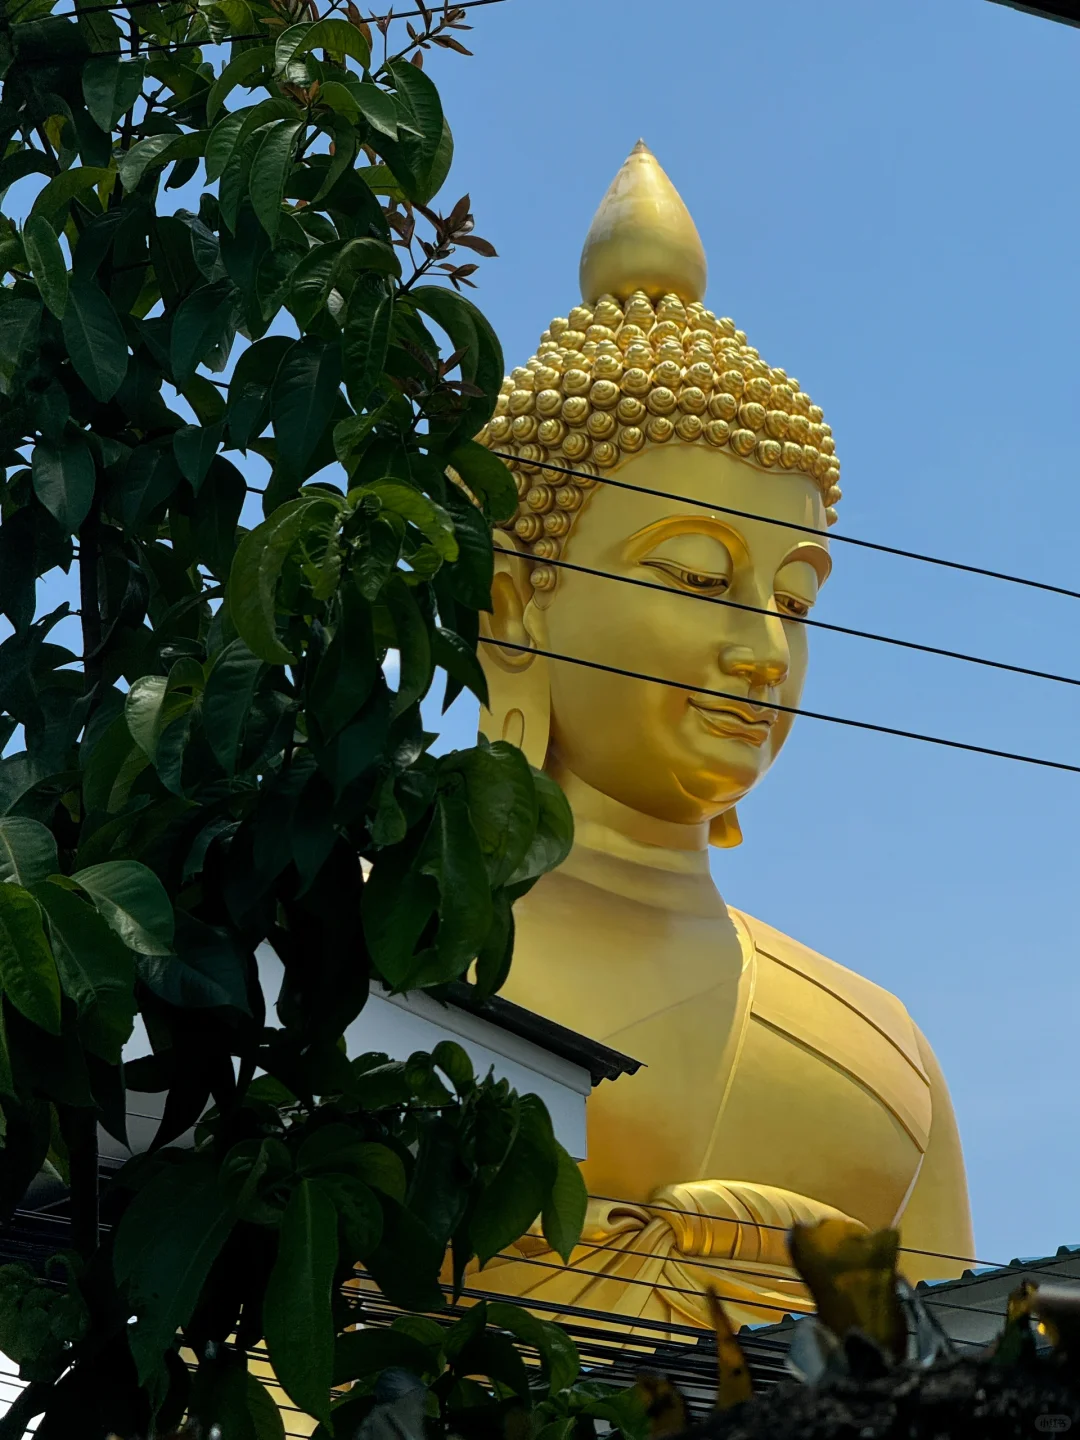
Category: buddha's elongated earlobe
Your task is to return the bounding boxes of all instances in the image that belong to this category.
[709,808,743,849]
[478,538,552,768]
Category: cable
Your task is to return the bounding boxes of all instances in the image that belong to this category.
[561,1236,1020,1327]
[46,0,499,17]
[491,451,1080,604]
[587,1195,1008,1273]
[478,637,1080,776]
[42,0,508,58]
[509,552,1080,692]
[470,1246,987,1344]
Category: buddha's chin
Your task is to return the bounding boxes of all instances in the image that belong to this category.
[674,723,771,801]
[673,743,766,810]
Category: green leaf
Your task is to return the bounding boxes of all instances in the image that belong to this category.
[264,1179,338,1427]
[138,914,250,1013]
[249,119,304,240]
[0,300,42,392]
[0,819,58,887]
[449,440,517,524]
[28,167,112,228]
[471,1094,558,1267]
[415,791,492,984]
[453,1331,530,1402]
[349,81,398,140]
[71,860,174,956]
[203,639,264,773]
[336,235,402,285]
[172,421,224,492]
[333,1329,436,1387]
[413,286,504,445]
[383,574,434,718]
[22,215,68,319]
[35,881,135,1063]
[379,61,445,204]
[205,111,245,189]
[227,334,293,449]
[170,278,237,385]
[308,586,376,741]
[431,1039,473,1094]
[285,17,371,68]
[0,885,60,1035]
[541,1141,587,1265]
[443,742,537,888]
[357,481,457,563]
[506,770,574,894]
[206,44,274,122]
[124,676,195,793]
[342,275,392,413]
[82,55,145,130]
[271,336,343,477]
[313,80,359,124]
[432,627,488,710]
[114,1160,234,1389]
[31,434,95,532]
[484,1302,580,1396]
[228,493,342,664]
[190,1354,287,1440]
[62,276,128,403]
[353,1141,406,1201]
[286,240,343,330]
[117,132,203,192]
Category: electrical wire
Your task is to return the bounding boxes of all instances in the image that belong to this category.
[40,0,499,16]
[508,552,1080,691]
[30,0,507,57]
[587,1194,1008,1272]
[467,1246,990,1343]
[478,637,1080,776]
[491,451,1080,604]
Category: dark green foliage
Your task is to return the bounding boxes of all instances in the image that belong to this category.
[0,5,604,1436]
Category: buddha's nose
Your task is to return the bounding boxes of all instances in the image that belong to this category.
[718,643,788,691]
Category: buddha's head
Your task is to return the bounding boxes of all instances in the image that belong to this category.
[477,143,841,844]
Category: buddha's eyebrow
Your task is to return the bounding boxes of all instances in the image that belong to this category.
[625,515,741,547]
[779,540,832,584]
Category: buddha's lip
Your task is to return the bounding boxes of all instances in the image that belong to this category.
[689,698,776,745]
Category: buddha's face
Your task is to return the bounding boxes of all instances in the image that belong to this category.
[521,446,831,826]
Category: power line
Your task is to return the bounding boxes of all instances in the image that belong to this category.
[491,451,1080,604]
[509,552,1080,691]
[551,1236,1026,1330]
[38,0,507,57]
[469,1245,988,1342]
[478,637,1080,776]
[586,1195,1008,1273]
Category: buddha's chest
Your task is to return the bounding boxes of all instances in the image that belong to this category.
[504,871,931,1230]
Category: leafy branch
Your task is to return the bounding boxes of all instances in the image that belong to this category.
[0,3,628,1438]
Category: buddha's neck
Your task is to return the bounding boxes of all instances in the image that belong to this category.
[549,764,728,918]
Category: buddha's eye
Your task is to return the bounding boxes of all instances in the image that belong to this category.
[776,592,812,620]
[774,560,820,620]
[644,561,731,596]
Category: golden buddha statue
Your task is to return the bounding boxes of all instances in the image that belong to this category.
[470,143,974,1332]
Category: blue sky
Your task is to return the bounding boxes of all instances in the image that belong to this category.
[422,0,1080,1266]
[21,0,1079,1266]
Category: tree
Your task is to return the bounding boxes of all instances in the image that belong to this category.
[0,4,632,1436]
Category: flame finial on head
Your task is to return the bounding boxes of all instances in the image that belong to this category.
[579,141,707,305]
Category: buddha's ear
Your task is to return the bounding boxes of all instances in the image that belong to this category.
[709,808,743,849]
[478,535,551,768]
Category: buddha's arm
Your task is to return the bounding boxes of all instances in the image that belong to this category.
[894,1024,975,1282]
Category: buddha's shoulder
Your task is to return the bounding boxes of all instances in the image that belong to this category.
[730,907,929,1081]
